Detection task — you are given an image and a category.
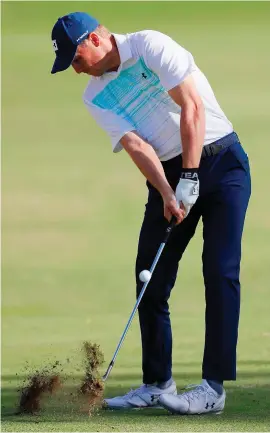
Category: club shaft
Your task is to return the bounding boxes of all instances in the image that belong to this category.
[103,217,176,381]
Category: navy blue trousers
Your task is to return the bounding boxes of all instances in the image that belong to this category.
[135,134,251,384]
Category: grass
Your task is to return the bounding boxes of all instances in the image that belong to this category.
[2,2,270,431]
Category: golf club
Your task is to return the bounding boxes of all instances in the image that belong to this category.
[102,215,177,381]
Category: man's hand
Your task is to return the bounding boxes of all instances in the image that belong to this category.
[162,190,186,225]
[175,169,199,217]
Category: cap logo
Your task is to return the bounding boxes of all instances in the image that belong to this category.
[76,31,89,42]
[52,39,58,51]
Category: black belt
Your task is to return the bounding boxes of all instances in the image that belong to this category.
[201,132,238,159]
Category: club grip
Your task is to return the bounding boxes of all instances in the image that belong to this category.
[162,215,177,243]
[169,215,177,228]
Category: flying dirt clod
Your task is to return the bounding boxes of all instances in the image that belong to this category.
[79,341,105,413]
[17,370,61,414]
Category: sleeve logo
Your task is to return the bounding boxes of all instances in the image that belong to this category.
[52,40,58,51]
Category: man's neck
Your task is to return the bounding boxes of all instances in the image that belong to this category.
[106,35,121,72]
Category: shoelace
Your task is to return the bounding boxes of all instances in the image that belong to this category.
[123,385,147,400]
[180,383,214,403]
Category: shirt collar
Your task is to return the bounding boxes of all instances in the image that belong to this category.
[113,33,132,65]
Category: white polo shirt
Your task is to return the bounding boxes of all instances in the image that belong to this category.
[84,30,233,161]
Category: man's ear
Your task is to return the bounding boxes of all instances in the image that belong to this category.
[88,32,100,47]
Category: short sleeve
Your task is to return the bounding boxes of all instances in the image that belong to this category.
[84,98,135,153]
[138,31,195,91]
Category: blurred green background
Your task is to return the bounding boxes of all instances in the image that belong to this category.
[2,1,270,432]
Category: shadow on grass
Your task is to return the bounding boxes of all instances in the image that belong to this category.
[1,369,270,426]
[120,359,270,369]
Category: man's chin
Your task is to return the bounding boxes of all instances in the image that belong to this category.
[85,69,104,77]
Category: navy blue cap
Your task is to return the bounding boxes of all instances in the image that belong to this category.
[51,12,99,74]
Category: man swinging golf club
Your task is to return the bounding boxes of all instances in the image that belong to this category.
[50,12,251,415]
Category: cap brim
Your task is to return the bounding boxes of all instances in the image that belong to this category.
[51,46,77,74]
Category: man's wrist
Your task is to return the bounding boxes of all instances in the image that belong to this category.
[181,168,198,180]
[160,183,175,200]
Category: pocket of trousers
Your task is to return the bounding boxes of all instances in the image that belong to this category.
[229,142,250,175]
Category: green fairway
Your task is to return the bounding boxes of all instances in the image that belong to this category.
[2,1,270,431]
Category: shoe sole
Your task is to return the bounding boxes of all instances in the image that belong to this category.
[160,401,224,416]
[103,404,164,410]
[104,390,177,411]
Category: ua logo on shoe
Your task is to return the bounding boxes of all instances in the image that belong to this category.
[151,395,159,403]
[205,402,215,409]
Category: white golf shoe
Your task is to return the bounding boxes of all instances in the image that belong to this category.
[104,380,177,409]
[159,379,225,415]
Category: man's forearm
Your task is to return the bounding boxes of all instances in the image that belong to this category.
[122,135,173,198]
[180,102,205,169]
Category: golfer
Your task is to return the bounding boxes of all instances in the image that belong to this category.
[51,12,251,414]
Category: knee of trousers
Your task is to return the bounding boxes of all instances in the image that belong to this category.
[136,272,176,314]
[203,254,241,282]
[135,248,178,311]
[136,280,170,307]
